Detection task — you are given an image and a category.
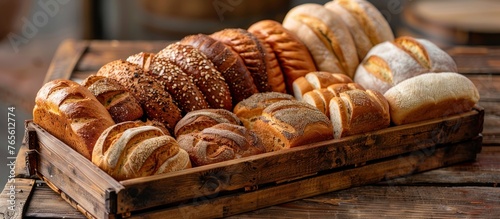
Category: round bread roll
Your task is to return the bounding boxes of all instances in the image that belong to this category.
[127,52,210,114]
[177,123,266,166]
[81,75,143,123]
[354,36,458,94]
[157,43,233,110]
[233,92,295,129]
[174,108,241,138]
[324,1,373,60]
[33,79,115,160]
[335,0,394,46]
[248,20,317,93]
[384,72,480,125]
[282,3,359,78]
[180,34,259,104]
[211,28,272,92]
[97,60,182,133]
[251,100,334,152]
[92,121,191,181]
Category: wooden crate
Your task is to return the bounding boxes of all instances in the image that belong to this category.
[24,40,486,218]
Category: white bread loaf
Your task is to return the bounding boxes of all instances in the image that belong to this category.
[384,72,480,125]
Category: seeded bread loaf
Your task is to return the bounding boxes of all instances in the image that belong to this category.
[33,79,115,160]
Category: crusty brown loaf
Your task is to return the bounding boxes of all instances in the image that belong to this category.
[33,79,115,160]
[248,20,317,93]
[81,75,143,123]
[292,77,314,101]
[282,3,359,78]
[329,89,390,139]
[92,121,191,181]
[354,36,458,94]
[254,34,287,93]
[233,92,295,129]
[251,100,333,152]
[384,72,480,125]
[302,88,337,117]
[177,123,266,166]
[180,34,259,104]
[157,43,233,110]
[96,60,182,133]
[174,109,241,138]
[127,52,210,114]
[211,28,272,92]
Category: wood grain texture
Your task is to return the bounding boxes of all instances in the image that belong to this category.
[44,40,89,83]
[0,178,35,219]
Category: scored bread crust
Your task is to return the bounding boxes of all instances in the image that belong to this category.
[33,79,115,160]
[174,108,242,138]
[97,60,182,133]
[157,43,233,110]
[81,75,143,123]
[251,100,333,152]
[177,123,266,166]
[248,20,317,93]
[324,1,373,60]
[335,0,394,45]
[180,34,259,104]
[233,92,295,129]
[282,3,359,78]
[254,35,287,93]
[211,28,272,92]
[127,52,210,114]
[384,72,479,125]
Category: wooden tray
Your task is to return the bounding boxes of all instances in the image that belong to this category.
[24,104,484,218]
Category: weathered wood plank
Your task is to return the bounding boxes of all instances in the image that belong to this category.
[0,178,36,219]
[467,75,500,101]
[479,101,500,145]
[116,109,482,214]
[446,46,500,74]
[126,138,481,218]
[44,40,89,82]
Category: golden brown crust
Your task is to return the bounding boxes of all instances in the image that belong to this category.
[233,92,295,129]
[211,28,272,92]
[255,35,287,93]
[305,71,353,89]
[177,123,266,166]
[33,79,115,160]
[292,76,314,100]
[174,109,241,138]
[127,52,210,114]
[96,60,182,133]
[157,43,233,110]
[81,75,143,123]
[248,20,317,93]
[180,34,259,104]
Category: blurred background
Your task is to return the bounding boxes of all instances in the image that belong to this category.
[1,0,499,190]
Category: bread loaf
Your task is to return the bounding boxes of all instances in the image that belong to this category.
[305,71,353,89]
[254,34,287,93]
[329,89,390,139]
[92,121,191,180]
[282,4,359,78]
[384,72,479,125]
[233,92,295,129]
[157,43,232,110]
[96,60,182,133]
[180,34,259,104]
[251,100,333,152]
[248,20,317,93]
[292,77,315,101]
[177,123,266,166]
[33,79,115,160]
[174,109,241,138]
[81,75,143,123]
[354,36,457,94]
[211,28,272,92]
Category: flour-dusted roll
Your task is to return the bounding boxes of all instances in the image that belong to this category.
[329,89,390,139]
[33,79,115,160]
[282,3,359,78]
[251,100,334,152]
[92,121,191,181]
[177,123,266,166]
[81,75,143,123]
[354,36,457,94]
[384,72,480,125]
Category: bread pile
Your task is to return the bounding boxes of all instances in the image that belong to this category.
[32,0,480,180]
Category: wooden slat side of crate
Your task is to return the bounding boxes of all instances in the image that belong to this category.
[127,137,483,218]
[25,123,124,219]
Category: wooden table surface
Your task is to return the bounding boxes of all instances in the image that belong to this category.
[1,41,499,218]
